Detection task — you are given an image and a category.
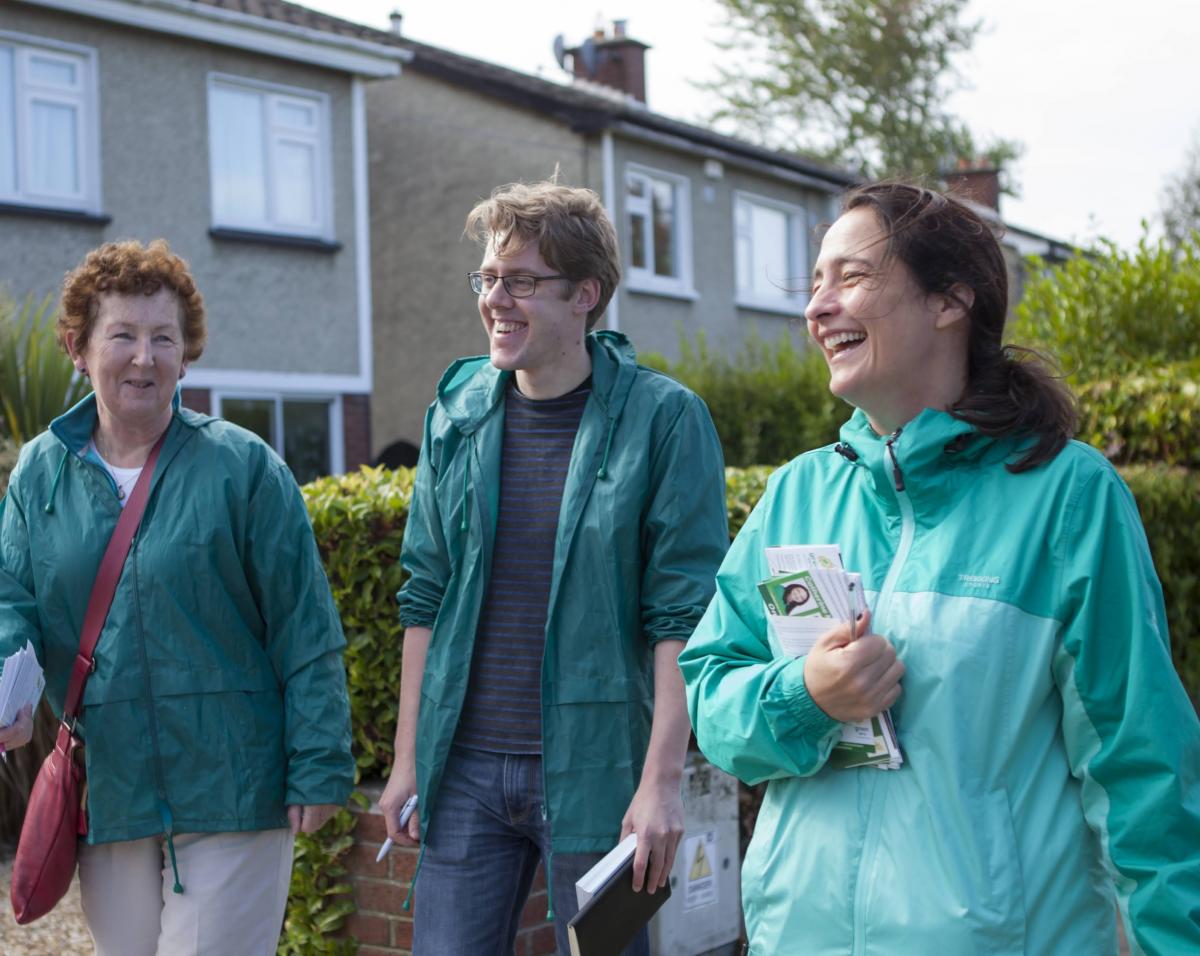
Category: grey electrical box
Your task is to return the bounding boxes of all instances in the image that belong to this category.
[649,752,742,955]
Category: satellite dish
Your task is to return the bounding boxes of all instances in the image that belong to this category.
[553,33,567,70]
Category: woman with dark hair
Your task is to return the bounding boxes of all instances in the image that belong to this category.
[679,183,1200,955]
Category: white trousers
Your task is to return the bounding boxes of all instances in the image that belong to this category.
[77,828,294,956]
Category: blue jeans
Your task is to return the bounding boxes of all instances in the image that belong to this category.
[412,745,650,956]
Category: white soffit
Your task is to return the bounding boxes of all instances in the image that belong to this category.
[14,0,410,76]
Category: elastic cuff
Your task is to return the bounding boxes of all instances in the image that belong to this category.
[763,659,840,743]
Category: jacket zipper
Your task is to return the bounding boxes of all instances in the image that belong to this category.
[851,428,914,956]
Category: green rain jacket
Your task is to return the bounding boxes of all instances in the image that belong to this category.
[0,393,354,845]
[680,408,1200,956]
[398,331,728,854]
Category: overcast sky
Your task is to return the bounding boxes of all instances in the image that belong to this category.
[304,0,1199,249]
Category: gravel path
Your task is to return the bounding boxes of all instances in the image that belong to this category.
[0,856,92,955]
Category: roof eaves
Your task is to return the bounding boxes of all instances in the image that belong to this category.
[14,0,411,75]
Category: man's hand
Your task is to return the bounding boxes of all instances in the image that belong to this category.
[379,766,420,846]
[287,803,341,835]
[619,778,684,894]
[803,609,905,722]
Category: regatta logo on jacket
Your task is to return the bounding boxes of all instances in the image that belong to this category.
[958,573,1001,589]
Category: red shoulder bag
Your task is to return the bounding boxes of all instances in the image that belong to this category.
[10,432,165,924]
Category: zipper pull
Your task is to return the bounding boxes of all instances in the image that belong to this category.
[885,429,905,492]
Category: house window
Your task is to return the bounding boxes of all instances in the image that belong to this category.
[215,393,341,484]
[208,75,331,239]
[734,192,808,315]
[0,35,98,211]
[625,165,695,298]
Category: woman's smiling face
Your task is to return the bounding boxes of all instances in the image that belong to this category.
[69,287,187,432]
[805,206,968,434]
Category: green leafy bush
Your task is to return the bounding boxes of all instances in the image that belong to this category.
[1121,465,1200,702]
[0,292,91,444]
[1012,233,1200,382]
[1074,361,1199,467]
[301,466,414,780]
[278,798,363,956]
[641,333,847,468]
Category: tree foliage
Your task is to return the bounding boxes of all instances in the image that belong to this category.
[1161,134,1200,249]
[1012,231,1200,382]
[704,0,1021,186]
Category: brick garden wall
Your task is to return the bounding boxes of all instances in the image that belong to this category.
[340,785,558,955]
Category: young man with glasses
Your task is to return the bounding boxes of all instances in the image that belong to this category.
[379,180,728,954]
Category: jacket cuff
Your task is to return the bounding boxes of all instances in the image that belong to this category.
[762,659,841,743]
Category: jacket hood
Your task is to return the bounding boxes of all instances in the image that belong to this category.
[434,330,638,435]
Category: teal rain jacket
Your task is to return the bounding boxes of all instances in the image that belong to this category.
[0,393,354,845]
[680,408,1200,956]
[398,331,728,854]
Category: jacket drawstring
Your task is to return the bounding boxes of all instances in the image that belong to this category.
[459,435,473,534]
[834,442,859,463]
[402,844,426,911]
[596,418,616,480]
[159,800,184,894]
[44,449,69,514]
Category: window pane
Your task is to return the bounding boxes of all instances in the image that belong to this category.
[28,55,76,88]
[30,99,78,195]
[750,203,789,297]
[626,175,644,199]
[222,398,275,447]
[274,139,316,226]
[650,179,676,277]
[630,212,646,269]
[211,86,267,224]
[282,400,330,484]
[275,99,315,130]
[736,233,752,293]
[0,48,15,195]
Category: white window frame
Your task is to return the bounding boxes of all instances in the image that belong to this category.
[206,73,333,240]
[0,31,100,213]
[211,390,345,477]
[624,164,696,299]
[734,190,809,316]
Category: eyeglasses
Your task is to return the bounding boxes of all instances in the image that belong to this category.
[467,272,572,298]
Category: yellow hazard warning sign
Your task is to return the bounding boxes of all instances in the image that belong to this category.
[683,831,718,910]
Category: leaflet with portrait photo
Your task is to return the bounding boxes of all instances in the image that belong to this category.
[760,547,903,770]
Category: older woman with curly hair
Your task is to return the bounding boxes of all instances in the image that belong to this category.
[0,239,353,955]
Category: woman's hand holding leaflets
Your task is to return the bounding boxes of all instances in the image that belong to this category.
[0,703,34,759]
[803,610,905,722]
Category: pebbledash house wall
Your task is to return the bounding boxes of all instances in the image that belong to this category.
[0,1,380,472]
[365,68,590,458]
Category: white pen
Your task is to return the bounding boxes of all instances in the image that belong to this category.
[375,793,419,862]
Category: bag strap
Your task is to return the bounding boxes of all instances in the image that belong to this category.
[61,429,169,721]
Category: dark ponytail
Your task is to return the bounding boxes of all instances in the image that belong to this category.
[843,182,1076,472]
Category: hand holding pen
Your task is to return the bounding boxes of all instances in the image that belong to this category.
[375,793,418,862]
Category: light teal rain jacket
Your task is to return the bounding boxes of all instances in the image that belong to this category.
[0,393,354,846]
[397,331,728,854]
[679,407,1200,956]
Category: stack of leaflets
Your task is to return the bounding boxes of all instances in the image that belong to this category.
[0,641,45,732]
[759,546,903,771]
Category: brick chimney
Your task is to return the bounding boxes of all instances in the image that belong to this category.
[943,159,1001,212]
[566,19,650,103]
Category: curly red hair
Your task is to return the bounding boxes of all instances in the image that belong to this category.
[58,239,206,362]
